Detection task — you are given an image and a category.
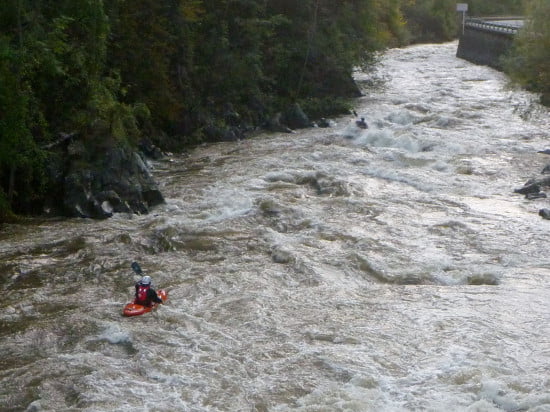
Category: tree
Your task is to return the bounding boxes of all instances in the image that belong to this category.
[264,0,406,102]
[0,36,46,216]
[505,0,550,105]
[401,0,458,43]
[105,0,204,142]
[0,0,137,218]
[467,0,523,16]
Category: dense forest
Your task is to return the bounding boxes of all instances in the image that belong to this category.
[402,0,524,43]
[0,0,545,221]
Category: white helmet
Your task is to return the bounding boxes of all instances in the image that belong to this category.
[140,276,152,285]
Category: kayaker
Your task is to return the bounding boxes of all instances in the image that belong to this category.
[134,276,163,307]
[355,117,368,129]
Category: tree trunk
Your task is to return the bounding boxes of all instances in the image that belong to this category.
[16,0,23,47]
[8,164,16,206]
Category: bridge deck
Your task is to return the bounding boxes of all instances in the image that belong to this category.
[465,17,524,34]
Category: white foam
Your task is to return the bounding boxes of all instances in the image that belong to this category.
[478,379,521,411]
[98,324,132,344]
[198,187,254,223]
[340,121,366,139]
[362,166,435,192]
[263,171,296,183]
[385,110,418,125]
[433,115,460,128]
[271,380,398,412]
[432,160,449,172]
[355,129,423,152]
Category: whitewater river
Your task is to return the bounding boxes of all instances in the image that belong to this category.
[1,42,550,411]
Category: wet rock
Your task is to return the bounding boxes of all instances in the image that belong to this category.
[63,171,112,219]
[315,69,362,98]
[61,147,164,219]
[142,189,165,208]
[542,163,550,174]
[282,103,311,130]
[223,103,241,127]
[514,176,550,200]
[539,209,550,220]
[139,138,164,160]
[271,247,294,264]
[25,400,42,412]
[467,273,500,285]
[203,124,224,140]
[96,190,132,214]
[317,118,331,128]
[221,129,239,142]
[204,124,244,142]
[525,192,547,200]
[265,112,293,133]
[513,182,540,195]
[258,198,281,216]
[67,140,86,158]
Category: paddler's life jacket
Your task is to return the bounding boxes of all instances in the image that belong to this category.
[135,284,151,305]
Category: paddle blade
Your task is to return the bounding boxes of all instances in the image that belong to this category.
[131,261,142,275]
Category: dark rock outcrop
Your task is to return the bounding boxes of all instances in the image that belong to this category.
[282,103,312,130]
[526,192,547,200]
[264,112,294,133]
[48,141,164,219]
[264,103,313,133]
[139,138,164,160]
[514,162,550,219]
[317,118,331,128]
[514,182,540,195]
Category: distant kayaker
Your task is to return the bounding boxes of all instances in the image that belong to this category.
[134,276,163,307]
[355,117,368,129]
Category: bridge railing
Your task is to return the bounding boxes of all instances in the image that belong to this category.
[464,18,520,35]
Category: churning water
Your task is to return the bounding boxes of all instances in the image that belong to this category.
[1,42,549,412]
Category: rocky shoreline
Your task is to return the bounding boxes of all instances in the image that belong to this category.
[52,131,550,221]
[43,101,344,220]
[43,136,165,219]
[514,149,550,220]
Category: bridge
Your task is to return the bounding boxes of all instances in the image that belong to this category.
[456,17,525,70]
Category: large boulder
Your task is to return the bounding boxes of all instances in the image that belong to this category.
[539,209,550,220]
[264,112,293,133]
[282,103,311,130]
[62,145,164,219]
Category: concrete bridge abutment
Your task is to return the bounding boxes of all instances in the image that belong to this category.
[456,18,522,70]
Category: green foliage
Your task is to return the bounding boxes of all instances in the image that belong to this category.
[0,189,14,221]
[264,0,406,102]
[191,0,271,104]
[401,0,523,43]
[467,0,524,17]
[402,0,458,43]
[0,35,47,216]
[504,0,550,105]
[0,0,140,218]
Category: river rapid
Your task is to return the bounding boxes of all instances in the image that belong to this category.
[1,42,550,412]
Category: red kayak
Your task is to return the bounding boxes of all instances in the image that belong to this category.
[123,289,168,317]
